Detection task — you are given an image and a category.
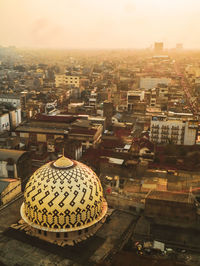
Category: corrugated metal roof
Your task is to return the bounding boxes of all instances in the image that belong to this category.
[108,157,124,165]
[124,144,131,150]
[0,149,28,163]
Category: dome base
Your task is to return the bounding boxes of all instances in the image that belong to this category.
[20,200,108,233]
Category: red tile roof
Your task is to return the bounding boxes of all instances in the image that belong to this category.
[33,114,78,123]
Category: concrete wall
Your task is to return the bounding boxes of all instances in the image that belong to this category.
[145,198,197,222]
[106,194,144,212]
[150,223,200,249]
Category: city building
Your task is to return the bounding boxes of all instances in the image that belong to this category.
[55,74,66,87]
[0,149,31,180]
[0,94,22,108]
[154,42,164,53]
[66,75,79,87]
[140,77,171,90]
[103,101,113,130]
[0,132,20,149]
[0,108,21,132]
[0,112,10,132]
[127,90,145,112]
[55,74,79,88]
[176,43,183,51]
[89,90,97,108]
[149,88,158,108]
[150,116,198,145]
[68,120,103,150]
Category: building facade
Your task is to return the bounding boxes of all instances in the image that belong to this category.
[150,116,198,145]
[55,74,79,88]
[127,90,145,112]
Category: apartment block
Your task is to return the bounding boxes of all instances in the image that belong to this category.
[127,90,145,111]
[55,74,79,88]
[150,116,198,145]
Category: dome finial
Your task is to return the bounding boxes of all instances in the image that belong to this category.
[53,155,74,169]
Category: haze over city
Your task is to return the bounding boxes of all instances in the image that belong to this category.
[0,0,200,49]
[2,1,200,265]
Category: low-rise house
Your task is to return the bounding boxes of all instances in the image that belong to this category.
[0,149,31,189]
[68,120,103,150]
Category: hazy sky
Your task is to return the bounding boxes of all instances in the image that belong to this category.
[0,0,199,49]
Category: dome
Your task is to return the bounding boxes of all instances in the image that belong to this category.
[21,156,107,232]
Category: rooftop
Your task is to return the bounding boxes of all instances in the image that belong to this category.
[0,149,28,163]
[15,125,68,135]
[0,197,137,266]
[147,191,192,203]
[0,94,21,99]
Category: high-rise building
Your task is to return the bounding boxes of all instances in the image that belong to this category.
[154,42,164,53]
[150,116,198,145]
[176,43,183,51]
[55,74,79,88]
[103,101,113,130]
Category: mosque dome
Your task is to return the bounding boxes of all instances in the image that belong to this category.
[20,156,107,233]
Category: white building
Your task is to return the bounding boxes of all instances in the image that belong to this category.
[0,94,21,108]
[0,113,10,132]
[158,86,168,101]
[55,74,66,87]
[66,75,79,87]
[0,108,21,132]
[55,74,79,88]
[150,116,198,145]
[150,88,157,107]
[9,108,21,129]
[127,90,145,111]
[89,90,97,108]
[140,77,171,90]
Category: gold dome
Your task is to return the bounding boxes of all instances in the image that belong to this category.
[53,156,74,168]
[21,156,107,232]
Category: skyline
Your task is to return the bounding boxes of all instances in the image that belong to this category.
[0,0,200,49]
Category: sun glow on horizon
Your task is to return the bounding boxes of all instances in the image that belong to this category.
[0,0,200,49]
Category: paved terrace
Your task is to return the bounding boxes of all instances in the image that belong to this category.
[0,197,138,266]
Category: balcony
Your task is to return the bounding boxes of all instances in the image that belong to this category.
[171,132,179,136]
[152,130,159,134]
[161,130,169,134]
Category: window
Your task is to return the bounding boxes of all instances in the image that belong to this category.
[78,230,82,235]
[64,232,68,238]
[85,228,88,233]
[56,232,60,238]
[38,230,41,234]
[44,231,47,236]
